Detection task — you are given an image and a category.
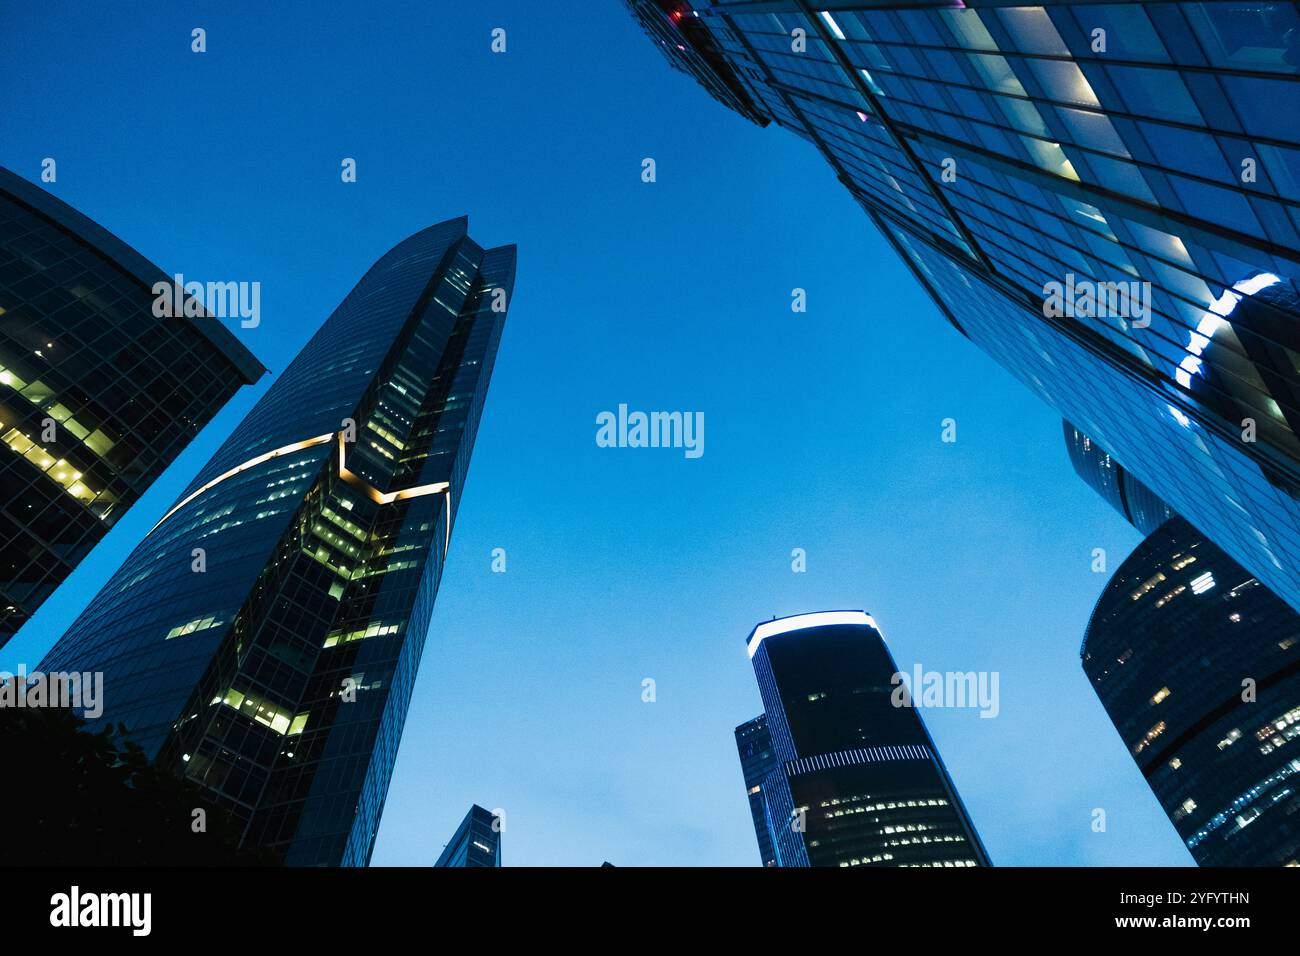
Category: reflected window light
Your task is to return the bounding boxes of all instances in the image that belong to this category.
[819,11,847,41]
[1177,273,1281,388]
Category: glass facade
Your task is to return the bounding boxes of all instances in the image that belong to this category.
[39,217,515,866]
[433,804,503,868]
[629,2,1300,615]
[746,611,989,867]
[1064,420,1176,534]
[733,713,778,866]
[1083,516,1300,865]
[0,167,264,647]
[626,0,772,124]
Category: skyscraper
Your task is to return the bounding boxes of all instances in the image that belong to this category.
[1070,421,1300,864]
[40,217,515,866]
[733,713,778,866]
[745,610,989,867]
[0,167,265,647]
[433,804,503,867]
[628,3,1300,615]
[1082,516,1300,865]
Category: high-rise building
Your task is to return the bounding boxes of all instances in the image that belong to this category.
[433,804,503,868]
[733,713,778,866]
[628,2,1300,614]
[1070,421,1300,864]
[745,610,989,867]
[0,167,265,647]
[40,217,515,866]
[1063,420,1176,535]
[1082,515,1300,865]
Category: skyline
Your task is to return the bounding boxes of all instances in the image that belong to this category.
[0,1,1194,866]
[622,0,1300,868]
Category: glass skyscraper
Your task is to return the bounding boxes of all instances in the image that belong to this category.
[0,167,265,647]
[746,611,989,867]
[40,217,515,866]
[433,804,503,867]
[628,2,1300,615]
[733,713,778,866]
[1082,516,1300,865]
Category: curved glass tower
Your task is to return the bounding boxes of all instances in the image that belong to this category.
[0,167,264,647]
[1083,516,1300,866]
[746,611,989,867]
[40,217,515,866]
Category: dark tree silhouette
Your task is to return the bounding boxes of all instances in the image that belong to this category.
[0,705,276,865]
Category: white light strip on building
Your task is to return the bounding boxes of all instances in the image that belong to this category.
[150,430,454,556]
[786,743,931,777]
[148,433,336,534]
[747,610,877,659]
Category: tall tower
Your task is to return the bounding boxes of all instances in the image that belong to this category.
[628,2,1300,613]
[746,611,989,867]
[433,805,503,867]
[1067,423,1300,865]
[40,217,515,866]
[1082,516,1300,865]
[733,713,778,866]
[0,167,264,646]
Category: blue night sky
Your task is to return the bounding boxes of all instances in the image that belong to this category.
[1,1,1191,866]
